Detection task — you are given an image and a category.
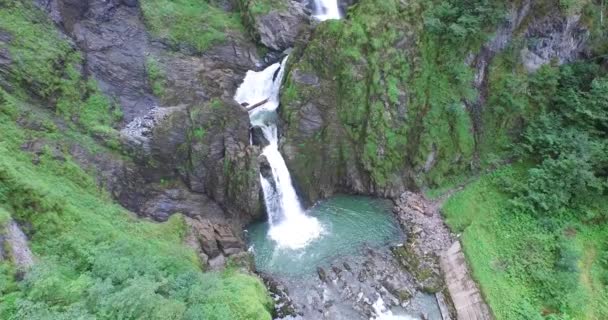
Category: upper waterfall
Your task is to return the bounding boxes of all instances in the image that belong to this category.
[235,57,323,250]
[313,0,342,21]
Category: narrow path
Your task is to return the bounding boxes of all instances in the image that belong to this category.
[394,190,493,320]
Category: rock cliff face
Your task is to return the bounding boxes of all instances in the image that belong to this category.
[279,0,591,203]
[33,0,265,227]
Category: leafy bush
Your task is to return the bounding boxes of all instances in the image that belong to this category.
[510,63,608,218]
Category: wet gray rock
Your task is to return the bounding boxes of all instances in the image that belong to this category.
[141,185,226,221]
[317,267,328,282]
[120,106,184,157]
[267,247,435,320]
[297,103,324,138]
[259,154,274,182]
[252,126,271,147]
[292,69,320,86]
[215,224,245,256]
[393,192,453,290]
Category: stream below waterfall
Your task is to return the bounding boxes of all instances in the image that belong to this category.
[247,195,402,276]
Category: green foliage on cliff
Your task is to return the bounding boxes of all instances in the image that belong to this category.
[241,0,286,15]
[284,0,508,189]
[501,62,608,218]
[0,90,273,319]
[146,57,167,98]
[140,0,244,52]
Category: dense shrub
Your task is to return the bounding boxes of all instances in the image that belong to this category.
[510,63,608,218]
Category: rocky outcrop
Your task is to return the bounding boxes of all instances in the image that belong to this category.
[521,13,589,72]
[279,24,414,204]
[440,242,493,320]
[2,220,35,270]
[239,0,310,52]
[185,216,247,269]
[271,248,434,319]
[466,1,590,157]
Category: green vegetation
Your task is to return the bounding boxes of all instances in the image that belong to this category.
[140,0,244,52]
[146,57,167,98]
[443,59,608,319]
[444,166,608,319]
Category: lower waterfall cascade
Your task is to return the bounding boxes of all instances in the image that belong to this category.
[313,0,342,21]
[234,57,323,250]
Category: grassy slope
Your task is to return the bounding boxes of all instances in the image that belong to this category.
[442,166,608,319]
[0,2,272,319]
[140,0,244,52]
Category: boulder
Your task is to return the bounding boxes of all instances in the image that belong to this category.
[214,224,245,256]
[185,217,245,262]
[240,0,310,51]
[252,126,271,147]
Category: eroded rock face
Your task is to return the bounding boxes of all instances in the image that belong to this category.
[240,0,310,52]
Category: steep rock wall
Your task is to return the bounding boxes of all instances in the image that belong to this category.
[279,0,592,203]
[30,0,266,224]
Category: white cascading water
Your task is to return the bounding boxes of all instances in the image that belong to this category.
[372,298,417,320]
[235,57,323,250]
[313,0,342,21]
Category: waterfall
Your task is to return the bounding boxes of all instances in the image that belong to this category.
[235,57,322,250]
[313,0,342,21]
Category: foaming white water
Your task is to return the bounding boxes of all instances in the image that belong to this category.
[372,298,418,320]
[235,57,322,250]
[313,0,342,21]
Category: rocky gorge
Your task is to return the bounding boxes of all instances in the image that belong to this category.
[0,0,606,319]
